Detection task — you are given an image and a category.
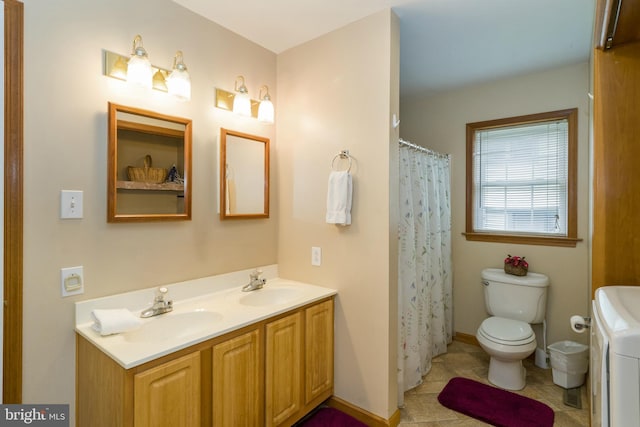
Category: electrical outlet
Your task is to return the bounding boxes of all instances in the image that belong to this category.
[61,266,84,297]
[311,247,322,266]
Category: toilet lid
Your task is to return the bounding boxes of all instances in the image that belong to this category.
[480,317,534,344]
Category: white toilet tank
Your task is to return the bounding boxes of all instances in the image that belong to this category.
[481,268,549,323]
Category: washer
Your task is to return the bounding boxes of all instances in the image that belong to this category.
[591,286,640,427]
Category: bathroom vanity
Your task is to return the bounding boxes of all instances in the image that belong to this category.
[75,268,336,427]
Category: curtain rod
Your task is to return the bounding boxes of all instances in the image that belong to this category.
[399,138,450,159]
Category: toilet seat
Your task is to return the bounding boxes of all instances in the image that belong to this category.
[479,316,535,346]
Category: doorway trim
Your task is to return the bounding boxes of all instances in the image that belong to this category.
[4,0,23,403]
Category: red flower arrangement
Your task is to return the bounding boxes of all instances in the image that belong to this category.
[504,254,529,276]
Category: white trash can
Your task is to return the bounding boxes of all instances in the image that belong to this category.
[548,340,589,388]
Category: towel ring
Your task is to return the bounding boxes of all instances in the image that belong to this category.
[331,150,352,172]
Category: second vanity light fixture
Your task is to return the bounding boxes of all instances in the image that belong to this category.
[215,76,275,123]
[103,34,191,101]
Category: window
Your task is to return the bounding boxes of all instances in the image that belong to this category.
[465,109,580,247]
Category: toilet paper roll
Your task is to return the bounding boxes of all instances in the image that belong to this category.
[570,315,588,333]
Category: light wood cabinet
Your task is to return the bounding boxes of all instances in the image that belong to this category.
[266,312,303,426]
[77,297,333,427]
[305,300,334,405]
[591,0,640,296]
[212,329,263,427]
[134,352,201,427]
[265,300,334,427]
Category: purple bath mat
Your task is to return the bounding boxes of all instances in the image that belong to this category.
[298,407,368,427]
[438,377,554,427]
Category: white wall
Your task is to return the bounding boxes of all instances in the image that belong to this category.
[400,62,592,348]
[23,0,277,420]
[277,10,400,419]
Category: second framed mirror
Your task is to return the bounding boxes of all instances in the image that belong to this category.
[220,128,270,219]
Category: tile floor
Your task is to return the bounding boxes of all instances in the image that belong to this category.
[399,340,590,426]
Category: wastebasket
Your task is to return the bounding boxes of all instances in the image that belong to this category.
[548,340,589,388]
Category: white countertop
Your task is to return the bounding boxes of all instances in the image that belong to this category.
[75,265,337,369]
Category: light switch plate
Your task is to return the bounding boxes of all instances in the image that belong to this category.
[61,266,84,297]
[60,190,83,219]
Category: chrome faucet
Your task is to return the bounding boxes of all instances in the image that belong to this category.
[242,269,266,292]
[140,287,173,318]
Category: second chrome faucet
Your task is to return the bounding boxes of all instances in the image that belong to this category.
[242,270,266,292]
[141,287,173,318]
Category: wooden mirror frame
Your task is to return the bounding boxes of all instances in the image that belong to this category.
[220,128,270,219]
[108,103,192,222]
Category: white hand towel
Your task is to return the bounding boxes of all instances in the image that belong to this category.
[91,308,142,336]
[326,171,352,226]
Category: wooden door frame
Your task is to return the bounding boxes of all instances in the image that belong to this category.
[4,0,23,403]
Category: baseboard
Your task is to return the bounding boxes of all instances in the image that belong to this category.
[326,396,401,427]
[323,334,478,426]
[453,331,479,347]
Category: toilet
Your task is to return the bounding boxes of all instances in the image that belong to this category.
[476,268,549,390]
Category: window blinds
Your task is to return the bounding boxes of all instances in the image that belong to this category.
[473,119,569,235]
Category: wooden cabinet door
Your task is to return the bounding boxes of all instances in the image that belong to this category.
[592,44,640,296]
[212,329,263,427]
[305,300,334,404]
[133,351,201,427]
[265,312,303,426]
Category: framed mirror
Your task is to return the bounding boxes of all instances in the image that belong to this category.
[108,103,192,222]
[220,128,270,219]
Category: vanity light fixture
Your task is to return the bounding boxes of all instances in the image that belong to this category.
[215,87,260,117]
[257,85,274,123]
[126,35,153,89]
[232,75,252,117]
[214,81,274,123]
[103,38,191,100]
[166,51,191,101]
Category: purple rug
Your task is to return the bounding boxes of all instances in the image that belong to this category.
[438,377,554,427]
[298,407,368,427]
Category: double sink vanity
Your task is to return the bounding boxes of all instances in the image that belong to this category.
[75,266,336,427]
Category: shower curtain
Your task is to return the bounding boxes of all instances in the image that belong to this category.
[398,141,453,406]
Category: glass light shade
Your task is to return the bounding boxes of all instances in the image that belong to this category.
[167,68,191,101]
[167,51,191,101]
[258,99,274,123]
[233,92,252,116]
[127,54,152,88]
[127,35,152,88]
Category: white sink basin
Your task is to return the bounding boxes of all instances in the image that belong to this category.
[239,286,304,307]
[124,310,223,343]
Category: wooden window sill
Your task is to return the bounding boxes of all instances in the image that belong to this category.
[463,232,582,248]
